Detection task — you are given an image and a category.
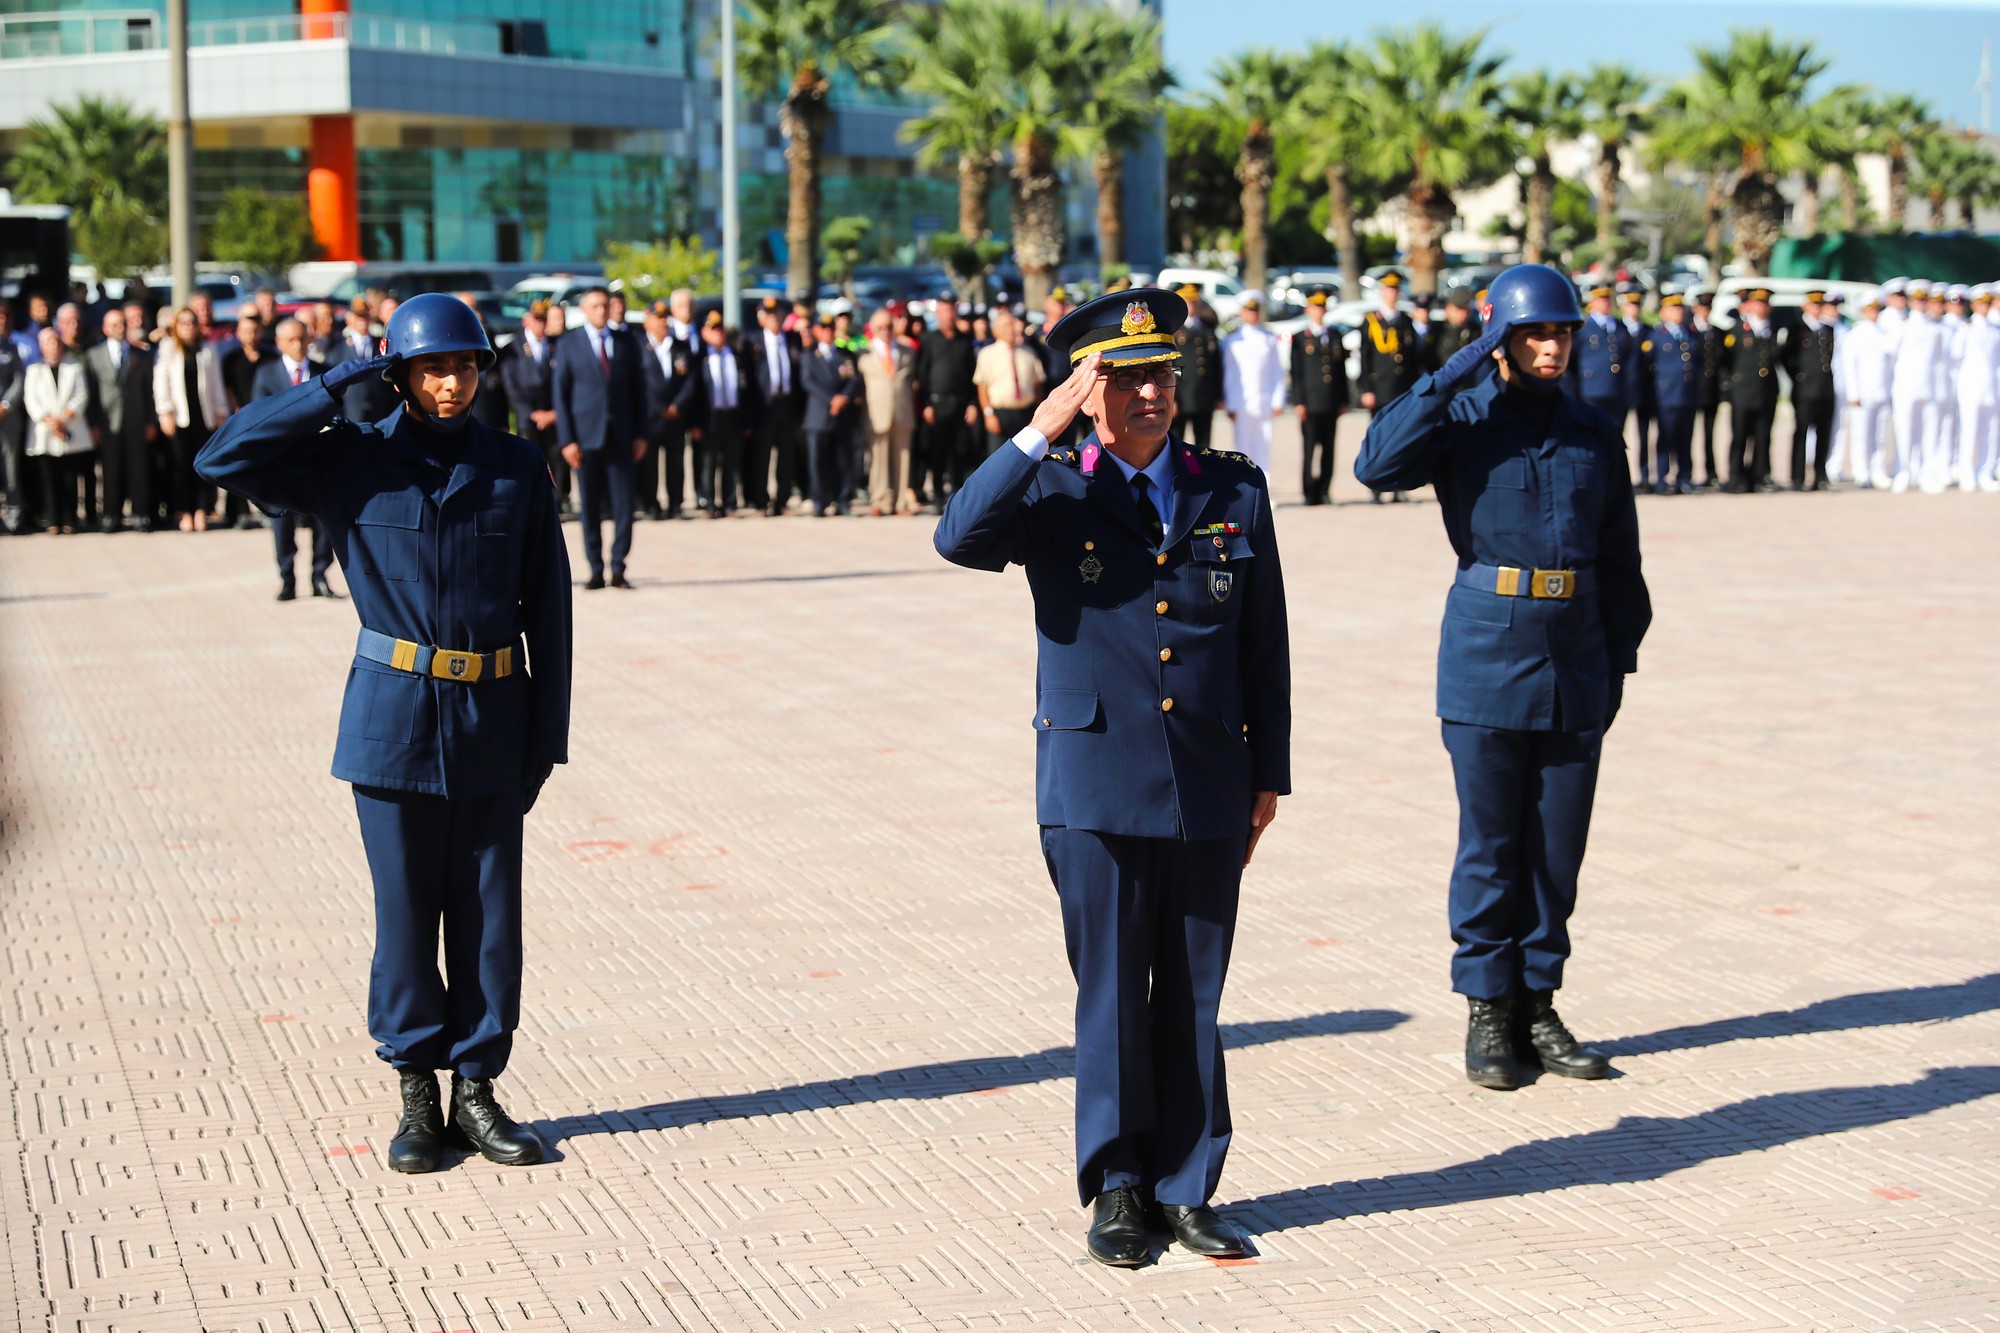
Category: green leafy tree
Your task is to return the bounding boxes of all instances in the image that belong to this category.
[1210,49,1302,293]
[820,214,872,297]
[737,0,902,300]
[1164,100,1241,256]
[1816,89,1875,233]
[902,0,1008,242]
[929,230,1010,304]
[1577,64,1651,266]
[1071,6,1173,273]
[1505,69,1583,265]
[604,237,722,306]
[207,186,318,274]
[6,95,168,277]
[1349,22,1514,294]
[1868,94,1935,232]
[1914,133,2000,231]
[1289,40,1385,300]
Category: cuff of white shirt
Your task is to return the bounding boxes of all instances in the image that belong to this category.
[1012,426,1050,460]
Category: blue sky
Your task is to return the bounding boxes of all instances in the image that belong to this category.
[1164,0,2000,130]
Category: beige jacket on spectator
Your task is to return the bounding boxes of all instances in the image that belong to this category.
[858,337,917,434]
[24,359,90,458]
[153,340,229,431]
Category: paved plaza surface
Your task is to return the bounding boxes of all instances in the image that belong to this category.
[2,414,1997,1332]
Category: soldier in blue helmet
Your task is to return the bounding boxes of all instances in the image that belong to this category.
[196,291,572,1173]
[936,287,1291,1267]
[1356,264,1651,1093]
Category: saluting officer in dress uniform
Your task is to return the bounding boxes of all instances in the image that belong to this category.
[196,294,572,1172]
[1355,264,1650,1093]
[1722,286,1781,492]
[1357,273,1421,502]
[1781,290,1840,490]
[936,288,1291,1268]
[1289,289,1348,504]
[1637,288,1702,494]
[1173,284,1223,449]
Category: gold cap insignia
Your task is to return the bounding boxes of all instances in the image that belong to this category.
[1120,302,1157,336]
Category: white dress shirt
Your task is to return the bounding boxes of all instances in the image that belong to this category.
[706,344,738,408]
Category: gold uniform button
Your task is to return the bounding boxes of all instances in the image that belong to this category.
[1042,718,1051,727]
[1155,600,1169,615]
[1159,648,1172,662]
[1161,698,1174,712]
[1155,553,1167,566]
[1084,541,1095,551]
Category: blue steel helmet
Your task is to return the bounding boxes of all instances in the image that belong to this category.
[1483,264,1584,328]
[385,292,496,370]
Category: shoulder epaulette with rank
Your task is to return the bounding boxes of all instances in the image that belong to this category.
[1198,447,1260,470]
[1050,449,1082,467]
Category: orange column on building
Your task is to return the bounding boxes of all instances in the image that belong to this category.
[301,0,347,41]
[308,115,361,262]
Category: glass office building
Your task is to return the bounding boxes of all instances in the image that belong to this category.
[0,0,1166,278]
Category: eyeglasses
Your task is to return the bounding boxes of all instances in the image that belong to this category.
[1102,366,1181,392]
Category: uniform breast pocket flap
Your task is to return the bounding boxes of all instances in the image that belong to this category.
[1033,689,1101,732]
[352,494,423,581]
[1485,456,1529,489]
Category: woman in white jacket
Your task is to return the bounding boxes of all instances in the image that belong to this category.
[153,306,229,531]
[23,327,91,534]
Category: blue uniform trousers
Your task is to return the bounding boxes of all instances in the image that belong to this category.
[1040,826,1245,1208]
[1439,721,1604,1000]
[1655,405,1696,487]
[574,449,635,578]
[354,785,525,1079]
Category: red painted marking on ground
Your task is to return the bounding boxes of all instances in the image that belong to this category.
[564,839,629,863]
[131,783,155,792]
[108,735,128,744]
[590,815,619,825]
[164,842,191,851]
[349,1144,371,1154]
[983,796,1012,805]
[1306,937,1341,947]
[328,1146,349,1157]
[209,916,242,925]
[1915,608,1943,619]
[1765,907,1800,917]
[684,883,718,892]
[972,1088,1008,1097]
[260,1014,296,1023]
[808,970,841,979]
[1907,812,1935,821]
[875,746,900,755]
[629,656,664,668]
[1210,1256,1259,1267]
[1870,1186,1921,1201]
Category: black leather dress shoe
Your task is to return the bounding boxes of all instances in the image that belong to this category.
[276,582,296,602]
[1156,1204,1245,1257]
[1466,995,1525,1090]
[1515,990,1610,1079]
[387,1070,446,1174]
[609,571,632,589]
[449,1076,545,1164]
[585,573,606,590]
[311,576,341,599]
[1085,1187,1151,1267]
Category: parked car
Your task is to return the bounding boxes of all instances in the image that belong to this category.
[1155,267,1246,321]
[322,266,499,305]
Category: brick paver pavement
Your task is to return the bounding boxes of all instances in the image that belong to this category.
[2,414,1997,1332]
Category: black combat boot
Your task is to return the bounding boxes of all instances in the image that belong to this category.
[387,1070,446,1174]
[1465,996,1525,1090]
[449,1076,547,1165]
[1515,990,1611,1079]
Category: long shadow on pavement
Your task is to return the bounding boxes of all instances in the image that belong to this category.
[533,1007,1408,1146]
[1231,1065,2000,1233]
[1598,973,2000,1058]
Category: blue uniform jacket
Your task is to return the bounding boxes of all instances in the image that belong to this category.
[1567,317,1632,408]
[1354,373,1650,731]
[1640,322,1702,411]
[195,379,573,797]
[935,434,1291,841]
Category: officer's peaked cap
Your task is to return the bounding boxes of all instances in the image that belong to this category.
[1484,264,1584,328]
[1047,287,1188,367]
[386,292,495,369]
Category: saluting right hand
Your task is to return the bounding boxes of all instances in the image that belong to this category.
[1028,352,1101,443]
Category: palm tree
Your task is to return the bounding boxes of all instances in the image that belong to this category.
[1869,94,1936,233]
[1817,89,1876,232]
[975,0,1093,309]
[1913,132,1997,232]
[1504,69,1584,265]
[737,0,902,300]
[1648,29,1838,275]
[1954,140,2000,229]
[1210,49,1301,293]
[1349,22,1514,294]
[7,95,169,278]
[1288,41,1375,301]
[1071,7,1173,274]
[1577,64,1651,266]
[902,1,1007,244]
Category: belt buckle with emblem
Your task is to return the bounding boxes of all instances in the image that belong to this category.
[1534,570,1573,600]
[431,648,482,682]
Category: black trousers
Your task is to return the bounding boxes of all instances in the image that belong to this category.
[1730,399,1775,488]
[926,397,975,495]
[99,424,152,528]
[1181,408,1214,450]
[989,407,1033,456]
[806,427,852,514]
[274,511,333,587]
[168,422,207,515]
[574,449,635,577]
[1655,405,1695,487]
[1697,404,1721,485]
[1791,394,1836,487]
[750,401,799,511]
[34,453,82,529]
[1300,409,1338,503]
[699,408,743,511]
[2,424,29,530]
[1627,405,1654,484]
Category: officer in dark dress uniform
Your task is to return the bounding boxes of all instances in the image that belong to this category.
[195,294,573,1173]
[1638,289,1702,494]
[1429,292,1480,370]
[1567,282,1630,430]
[500,301,566,512]
[1723,286,1781,492]
[1288,289,1348,504]
[1781,289,1839,490]
[1173,284,1223,449]
[1356,264,1650,1093]
[936,288,1290,1268]
[1689,291,1726,487]
[1357,274,1422,503]
[1619,284,1655,487]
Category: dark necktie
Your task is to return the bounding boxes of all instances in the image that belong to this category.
[595,331,611,379]
[1132,473,1162,549]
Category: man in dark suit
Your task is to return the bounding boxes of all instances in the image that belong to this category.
[1288,290,1348,505]
[0,302,30,533]
[339,297,401,425]
[1781,289,1840,491]
[744,296,801,515]
[456,293,511,433]
[1172,286,1223,449]
[914,298,979,506]
[695,312,747,515]
[84,307,156,531]
[502,301,566,512]
[252,318,335,600]
[637,299,703,520]
[1722,287,1781,492]
[801,315,862,516]
[553,287,649,589]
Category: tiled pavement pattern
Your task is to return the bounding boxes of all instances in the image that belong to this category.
[2,413,1997,1333]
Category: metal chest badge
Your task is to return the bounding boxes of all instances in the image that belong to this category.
[1209,569,1234,602]
[1079,553,1104,583]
